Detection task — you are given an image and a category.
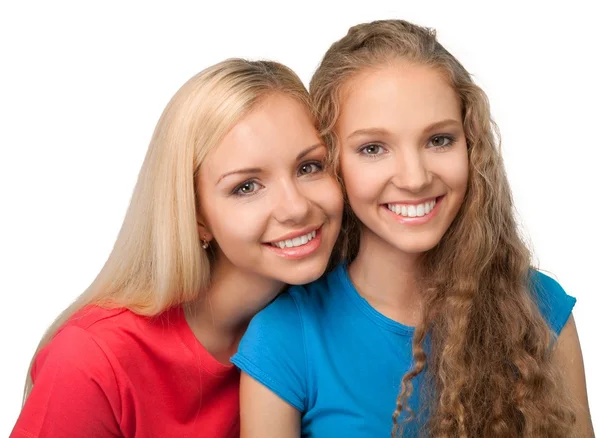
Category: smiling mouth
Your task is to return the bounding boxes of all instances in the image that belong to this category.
[385,197,440,218]
[269,230,317,249]
[264,227,323,260]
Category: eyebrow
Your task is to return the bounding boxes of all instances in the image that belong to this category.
[346,127,392,141]
[346,119,463,141]
[217,167,262,183]
[423,119,462,132]
[297,143,324,160]
[217,143,324,183]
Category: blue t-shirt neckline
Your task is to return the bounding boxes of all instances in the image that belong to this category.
[335,264,415,336]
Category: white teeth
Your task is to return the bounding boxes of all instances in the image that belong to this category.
[271,230,317,249]
[387,199,437,218]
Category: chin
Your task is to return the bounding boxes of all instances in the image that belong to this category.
[279,263,329,286]
[390,235,443,255]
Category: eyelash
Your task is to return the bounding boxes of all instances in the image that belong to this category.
[231,160,325,197]
[297,160,324,176]
[428,134,456,150]
[357,134,457,158]
[232,180,263,197]
[358,143,387,158]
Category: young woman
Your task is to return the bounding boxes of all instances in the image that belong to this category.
[11,59,343,437]
[233,20,594,437]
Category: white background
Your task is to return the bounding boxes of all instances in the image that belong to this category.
[1,0,598,434]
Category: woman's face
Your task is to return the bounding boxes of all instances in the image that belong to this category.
[336,62,469,257]
[198,93,343,285]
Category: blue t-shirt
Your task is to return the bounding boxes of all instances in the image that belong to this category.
[232,264,576,437]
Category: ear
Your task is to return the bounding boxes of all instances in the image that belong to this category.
[196,193,213,243]
[197,218,213,243]
[198,221,213,242]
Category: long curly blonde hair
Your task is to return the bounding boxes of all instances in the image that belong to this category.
[311,20,575,437]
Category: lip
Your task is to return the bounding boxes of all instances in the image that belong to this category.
[265,225,322,244]
[382,195,444,225]
[263,227,323,260]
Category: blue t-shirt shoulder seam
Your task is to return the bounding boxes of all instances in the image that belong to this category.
[233,354,304,411]
[231,289,309,412]
[528,269,576,337]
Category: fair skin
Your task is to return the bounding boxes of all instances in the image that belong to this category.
[187,93,343,363]
[341,63,469,325]
[241,64,593,436]
[555,316,595,437]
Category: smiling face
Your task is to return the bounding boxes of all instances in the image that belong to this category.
[197,93,343,285]
[336,62,469,257]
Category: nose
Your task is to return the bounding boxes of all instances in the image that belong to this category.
[391,148,432,193]
[272,179,311,224]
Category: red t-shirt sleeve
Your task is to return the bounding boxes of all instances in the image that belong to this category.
[11,326,122,438]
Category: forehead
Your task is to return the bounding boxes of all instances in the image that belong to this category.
[203,94,320,174]
[338,63,461,133]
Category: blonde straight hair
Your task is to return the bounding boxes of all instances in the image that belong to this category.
[23,58,312,402]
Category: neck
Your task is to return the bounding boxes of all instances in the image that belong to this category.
[349,226,423,326]
[185,253,284,364]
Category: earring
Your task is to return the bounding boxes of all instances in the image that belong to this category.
[198,228,210,249]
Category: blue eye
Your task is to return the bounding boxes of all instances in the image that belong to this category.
[359,143,386,156]
[232,181,262,196]
[298,161,324,176]
[428,135,455,148]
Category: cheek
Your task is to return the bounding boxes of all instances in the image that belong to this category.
[430,147,469,194]
[310,176,344,216]
[447,148,469,194]
[206,200,268,249]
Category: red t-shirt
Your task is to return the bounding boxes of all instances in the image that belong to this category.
[11,305,240,437]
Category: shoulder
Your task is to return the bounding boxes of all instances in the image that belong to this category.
[31,324,120,402]
[528,269,576,336]
[237,289,305,356]
[67,305,141,332]
[50,305,184,377]
[34,306,140,379]
[19,312,127,437]
[64,305,166,352]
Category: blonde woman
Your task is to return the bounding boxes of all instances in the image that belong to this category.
[234,21,593,437]
[11,59,343,437]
